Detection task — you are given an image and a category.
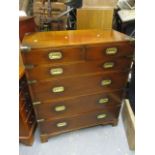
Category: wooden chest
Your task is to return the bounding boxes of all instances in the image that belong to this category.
[21,29,134,142]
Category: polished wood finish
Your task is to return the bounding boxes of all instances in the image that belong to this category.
[19,52,25,79]
[30,71,128,101]
[86,43,134,60]
[19,75,37,146]
[22,47,85,65]
[19,16,37,146]
[22,29,132,48]
[34,90,123,120]
[19,16,36,42]
[26,56,132,81]
[39,107,120,137]
[77,8,113,30]
[21,29,134,142]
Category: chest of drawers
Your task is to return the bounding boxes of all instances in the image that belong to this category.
[21,29,134,142]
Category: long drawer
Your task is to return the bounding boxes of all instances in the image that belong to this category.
[21,47,85,65]
[39,106,120,135]
[34,90,123,120]
[86,43,134,60]
[29,71,128,101]
[26,57,132,81]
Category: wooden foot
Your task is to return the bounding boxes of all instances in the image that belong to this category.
[112,119,118,127]
[20,136,34,146]
[40,134,48,143]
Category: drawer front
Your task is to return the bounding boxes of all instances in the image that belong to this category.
[21,47,85,65]
[26,57,132,81]
[29,71,128,101]
[35,91,123,120]
[86,43,134,60]
[39,107,121,135]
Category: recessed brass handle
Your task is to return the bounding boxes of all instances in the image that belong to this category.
[97,114,107,119]
[50,68,63,75]
[52,86,64,93]
[54,105,66,112]
[103,62,115,69]
[106,47,117,55]
[98,98,109,104]
[48,51,62,60]
[101,80,112,86]
[56,122,67,128]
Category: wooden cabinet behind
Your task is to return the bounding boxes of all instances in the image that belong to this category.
[21,29,134,142]
[77,8,114,30]
[19,75,37,146]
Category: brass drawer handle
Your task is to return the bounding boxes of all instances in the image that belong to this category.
[103,62,115,69]
[98,98,109,104]
[50,68,63,75]
[106,47,117,55]
[52,86,64,93]
[97,114,107,119]
[101,80,112,86]
[56,122,67,128]
[48,51,62,60]
[54,105,66,112]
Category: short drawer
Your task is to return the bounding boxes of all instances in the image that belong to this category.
[29,71,128,101]
[26,57,132,81]
[34,91,123,120]
[86,43,134,60]
[21,47,85,65]
[39,106,121,135]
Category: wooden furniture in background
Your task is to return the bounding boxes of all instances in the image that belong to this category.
[33,0,67,30]
[19,75,37,146]
[21,29,134,142]
[77,8,114,30]
[122,99,135,150]
[19,16,36,41]
[19,16,37,146]
[19,52,25,79]
[19,54,37,146]
[82,0,118,8]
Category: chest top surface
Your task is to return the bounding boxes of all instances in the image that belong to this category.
[22,29,131,49]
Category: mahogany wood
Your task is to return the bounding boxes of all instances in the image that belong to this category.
[86,42,134,60]
[21,29,134,142]
[39,107,120,136]
[19,75,37,146]
[30,71,128,101]
[22,47,85,65]
[19,16,36,42]
[34,90,123,120]
[22,29,133,48]
[26,57,132,81]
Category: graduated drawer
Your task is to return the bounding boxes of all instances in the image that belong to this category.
[86,42,134,60]
[29,71,128,101]
[26,57,132,81]
[21,46,85,65]
[39,106,120,135]
[35,90,123,120]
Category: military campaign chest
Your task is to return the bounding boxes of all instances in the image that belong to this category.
[21,29,134,142]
